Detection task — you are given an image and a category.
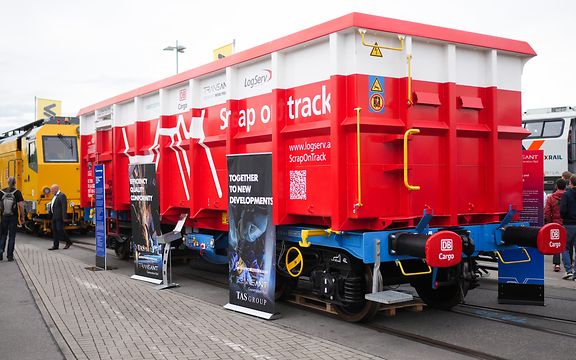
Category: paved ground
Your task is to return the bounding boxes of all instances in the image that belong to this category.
[0,256,64,360]
[3,233,575,360]
[5,242,384,360]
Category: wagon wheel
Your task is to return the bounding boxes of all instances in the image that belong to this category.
[275,273,299,300]
[411,266,468,310]
[333,265,379,323]
[114,236,131,260]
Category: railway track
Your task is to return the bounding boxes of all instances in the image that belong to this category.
[475,283,576,302]
[363,322,507,360]
[453,303,576,339]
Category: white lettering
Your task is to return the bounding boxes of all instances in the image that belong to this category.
[219,108,230,130]
[260,105,271,124]
[438,253,455,261]
[287,85,331,120]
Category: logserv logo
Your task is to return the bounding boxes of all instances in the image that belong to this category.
[244,69,272,88]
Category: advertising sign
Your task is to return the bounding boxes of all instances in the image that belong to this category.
[36,97,61,120]
[519,150,545,226]
[94,164,106,269]
[129,163,163,284]
[498,150,544,305]
[225,153,278,319]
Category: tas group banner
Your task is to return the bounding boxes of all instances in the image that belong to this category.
[226,153,277,318]
[129,163,163,283]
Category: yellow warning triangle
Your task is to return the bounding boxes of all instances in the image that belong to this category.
[370,42,383,57]
[371,78,383,92]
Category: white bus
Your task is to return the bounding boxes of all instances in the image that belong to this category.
[522,106,576,191]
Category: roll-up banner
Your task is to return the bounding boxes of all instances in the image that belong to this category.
[94,164,107,269]
[129,163,163,284]
[498,150,544,305]
[224,153,279,320]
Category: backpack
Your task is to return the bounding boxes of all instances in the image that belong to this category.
[0,189,17,216]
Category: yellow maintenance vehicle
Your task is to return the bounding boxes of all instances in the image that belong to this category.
[0,117,89,235]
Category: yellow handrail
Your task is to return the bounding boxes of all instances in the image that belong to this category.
[358,29,413,107]
[300,228,341,248]
[354,107,363,209]
[395,260,432,276]
[403,129,421,190]
[359,29,405,52]
[494,248,532,265]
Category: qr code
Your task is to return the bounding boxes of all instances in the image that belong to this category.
[290,170,307,200]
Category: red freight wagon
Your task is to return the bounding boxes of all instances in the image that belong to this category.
[79,13,565,322]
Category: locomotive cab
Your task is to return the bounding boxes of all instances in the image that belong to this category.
[0,117,89,235]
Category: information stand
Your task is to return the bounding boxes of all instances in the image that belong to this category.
[86,164,116,271]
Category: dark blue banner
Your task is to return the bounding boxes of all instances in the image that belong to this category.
[227,153,276,316]
[129,163,163,282]
[94,164,106,269]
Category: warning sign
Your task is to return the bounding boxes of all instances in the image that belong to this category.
[371,78,383,92]
[368,75,385,113]
[370,43,383,57]
[370,93,384,112]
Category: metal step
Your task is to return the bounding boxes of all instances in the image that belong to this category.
[365,290,414,304]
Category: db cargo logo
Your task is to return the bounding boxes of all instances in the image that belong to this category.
[244,69,272,88]
[440,239,453,251]
[550,229,560,240]
[179,88,187,102]
[178,88,188,111]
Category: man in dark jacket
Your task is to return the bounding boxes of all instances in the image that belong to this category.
[0,177,25,261]
[48,184,72,250]
[559,176,576,279]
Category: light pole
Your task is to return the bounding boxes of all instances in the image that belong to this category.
[163,40,186,74]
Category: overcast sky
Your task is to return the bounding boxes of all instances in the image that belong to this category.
[1,0,574,133]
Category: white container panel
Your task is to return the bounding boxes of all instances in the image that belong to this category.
[497,54,523,91]
[165,83,190,115]
[235,58,273,99]
[282,38,331,89]
[456,47,488,87]
[354,31,405,79]
[196,73,228,108]
[139,93,160,121]
[114,101,136,127]
[411,40,448,84]
[331,30,356,76]
[80,114,96,135]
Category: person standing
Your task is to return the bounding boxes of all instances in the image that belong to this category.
[48,184,72,250]
[545,178,566,272]
[0,177,25,261]
[560,176,576,279]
